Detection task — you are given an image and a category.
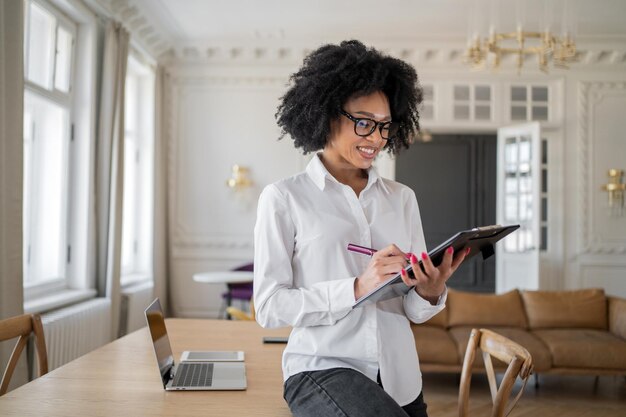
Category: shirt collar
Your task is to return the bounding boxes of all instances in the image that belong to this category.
[305,153,390,194]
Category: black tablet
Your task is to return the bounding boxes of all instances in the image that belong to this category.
[352,224,520,308]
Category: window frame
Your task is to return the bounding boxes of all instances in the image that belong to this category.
[22,0,98,311]
[509,84,551,123]
[120,52,156,288]
[452,83,494,122]
[23,0,77,297]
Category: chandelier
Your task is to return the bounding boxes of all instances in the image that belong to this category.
[465,0,579,73]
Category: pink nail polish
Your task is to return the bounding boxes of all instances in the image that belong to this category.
[446,246,454,254]
[410,254,418,264]
[466,247,471,255]
[401,269,406,277]
[421,252,428,260]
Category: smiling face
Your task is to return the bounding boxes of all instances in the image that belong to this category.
[323,91,391,174]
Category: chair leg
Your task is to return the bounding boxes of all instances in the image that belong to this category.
[217,298,227,319]
[225,294,233,320]
[534,373,539,389]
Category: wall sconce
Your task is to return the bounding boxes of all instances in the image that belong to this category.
[419,129,433,143]
[601,169,625,216]
[226,165,252,190]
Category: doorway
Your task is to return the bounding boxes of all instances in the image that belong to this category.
[396,134,497,293]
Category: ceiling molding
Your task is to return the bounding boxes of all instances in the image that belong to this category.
[159,44,626,72]
[88,0,173,60]
[88,0,626,70]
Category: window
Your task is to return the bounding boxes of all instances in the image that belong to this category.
[453,84,492,121]
[502,135,535,253]
[420,84,435,121]
[510,85,550,122]
[540,138,548,251]
[121,54,155,287]
[23,0,76,292]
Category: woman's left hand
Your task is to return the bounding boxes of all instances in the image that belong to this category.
[400,246,470,305]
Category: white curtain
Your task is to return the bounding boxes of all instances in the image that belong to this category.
[0,0,26,391]
[95,21,129,340]
[153,66,171,315]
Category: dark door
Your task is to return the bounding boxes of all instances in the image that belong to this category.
[395,134,497,293]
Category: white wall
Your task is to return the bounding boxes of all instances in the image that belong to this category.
[164,44,626,317]
[563,76,626,295]
[166,65,307,317]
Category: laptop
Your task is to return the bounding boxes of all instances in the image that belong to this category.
[144,298,247,390]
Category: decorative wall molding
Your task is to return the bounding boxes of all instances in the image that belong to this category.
[166,72,307,261]
[173,237,253,249]
[170,75,288,88]
[159,44,626,70]
[168,76,285,244]
[172,238,254,261]
[578,81,626,255]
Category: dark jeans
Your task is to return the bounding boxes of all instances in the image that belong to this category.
[284,368,428,417]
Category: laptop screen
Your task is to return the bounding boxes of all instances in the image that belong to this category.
[145,298,174,387]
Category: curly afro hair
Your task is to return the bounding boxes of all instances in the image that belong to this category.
[276,40,423,155]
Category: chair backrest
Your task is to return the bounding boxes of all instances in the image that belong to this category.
[225,262,255,320]
[0,314,48,395]
[458,328,533,417]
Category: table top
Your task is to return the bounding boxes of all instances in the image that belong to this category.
[0,319,291,416]
[193,271,254,284]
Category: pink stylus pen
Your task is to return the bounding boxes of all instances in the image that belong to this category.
[346,243,377,256]
[347,243,413,260]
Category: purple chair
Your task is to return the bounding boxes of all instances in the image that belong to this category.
[221,262,253,319]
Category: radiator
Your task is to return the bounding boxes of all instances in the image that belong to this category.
[40,298,112,371]
[119,281,154,337]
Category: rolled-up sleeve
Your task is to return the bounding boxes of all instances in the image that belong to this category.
[254,184,354,328]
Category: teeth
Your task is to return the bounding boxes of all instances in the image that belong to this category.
[357,146,376,155]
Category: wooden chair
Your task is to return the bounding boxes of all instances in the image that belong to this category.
[0,314,48,395]
[458,328,533,417]
[226,299,255,321]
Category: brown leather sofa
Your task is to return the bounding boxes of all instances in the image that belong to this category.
[412,288,626,377]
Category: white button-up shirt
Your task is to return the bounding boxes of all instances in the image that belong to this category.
[254,154,446,406]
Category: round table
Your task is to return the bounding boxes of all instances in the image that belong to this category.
[193,271,254,284]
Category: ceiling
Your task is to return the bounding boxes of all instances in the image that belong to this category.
[132,0,626,45]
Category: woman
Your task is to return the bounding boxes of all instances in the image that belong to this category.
[254,40,468,417]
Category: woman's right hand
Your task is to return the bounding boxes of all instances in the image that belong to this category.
[354,244,409,300]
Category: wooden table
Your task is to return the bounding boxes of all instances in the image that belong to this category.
[0,319,291,416]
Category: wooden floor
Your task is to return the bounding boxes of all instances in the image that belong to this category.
[422,373,626,416]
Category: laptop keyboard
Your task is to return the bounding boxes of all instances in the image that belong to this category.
[172,363,214,388]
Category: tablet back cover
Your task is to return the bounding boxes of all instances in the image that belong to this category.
[352,224,519,308]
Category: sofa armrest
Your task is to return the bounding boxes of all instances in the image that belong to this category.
[608,296,626,340]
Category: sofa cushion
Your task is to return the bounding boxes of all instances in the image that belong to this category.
[423,305,448,328]
[412,325,458,365]
[449,326,552,372]
[521,288,607,330]
[532,329,626,370]
[447,289,528,329]
[609,296,626,340]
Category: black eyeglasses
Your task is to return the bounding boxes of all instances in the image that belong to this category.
[340,109,400,141]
